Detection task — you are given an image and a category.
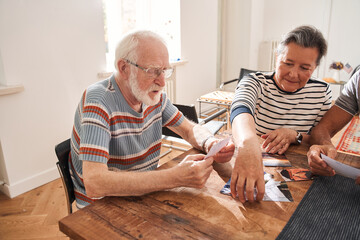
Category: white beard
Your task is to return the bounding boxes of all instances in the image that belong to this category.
[128,72,163,106]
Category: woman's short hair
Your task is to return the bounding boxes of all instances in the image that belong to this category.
[276,25,327,65]
[114,30,167,73]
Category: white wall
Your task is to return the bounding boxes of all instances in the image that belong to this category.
[176,0,219,105]
[325,0,360,88]
[223,0,360,99]
[262,0,329,77]
[0,0,106,197]
[221,0,251,86]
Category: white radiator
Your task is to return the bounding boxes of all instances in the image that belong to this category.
[258,41,279,71]
[164,78,175,103]
[164,67,176,103]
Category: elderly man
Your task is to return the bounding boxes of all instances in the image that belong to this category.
[307,69,360,184]
[70,30,234,208]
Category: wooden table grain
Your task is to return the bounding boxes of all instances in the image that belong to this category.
[58,143,360,240]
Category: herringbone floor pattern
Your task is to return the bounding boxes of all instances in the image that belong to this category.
[0,178,69,239]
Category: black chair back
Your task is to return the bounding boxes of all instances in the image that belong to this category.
[238,68,258,81]
[55,138,75,214]
[350,65,360,78]
[162,104,199,139]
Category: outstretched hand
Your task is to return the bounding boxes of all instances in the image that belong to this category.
[230,145,265,203]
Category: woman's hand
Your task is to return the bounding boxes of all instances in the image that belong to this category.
[261,128,298,154]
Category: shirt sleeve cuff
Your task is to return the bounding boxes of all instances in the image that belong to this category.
[230,106,253,124]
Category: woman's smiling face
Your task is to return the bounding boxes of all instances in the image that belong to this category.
[274,42,319,92]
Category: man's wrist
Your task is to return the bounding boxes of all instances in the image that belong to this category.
[201,135,215,153]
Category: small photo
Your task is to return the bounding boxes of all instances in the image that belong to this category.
[278,168,314,181]
[262,152,291,167]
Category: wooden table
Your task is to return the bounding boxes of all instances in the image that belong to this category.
[58,143,360,240]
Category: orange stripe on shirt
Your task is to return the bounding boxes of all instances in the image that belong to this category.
[108,143,161,165]
[143,101,162,118]
[74,191,95,204]
[80,147,109,159]
[165,111,182,127]
[110,115,144,125]
[110,98,162,126]
[83,105,110,125]
[144,94,163,117]
[72,126,80,145]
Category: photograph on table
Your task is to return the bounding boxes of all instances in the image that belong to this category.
[262,152,291,167]
[278,168,314,181]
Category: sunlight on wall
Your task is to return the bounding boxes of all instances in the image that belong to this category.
[102,0,181,71]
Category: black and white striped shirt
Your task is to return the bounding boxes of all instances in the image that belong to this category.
[230,72,332,135]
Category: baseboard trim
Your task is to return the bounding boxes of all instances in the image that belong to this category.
[0,167,60,198]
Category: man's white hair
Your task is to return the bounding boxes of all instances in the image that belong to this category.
[113,30,167,73]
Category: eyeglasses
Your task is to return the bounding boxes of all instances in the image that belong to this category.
[125,59,174,79]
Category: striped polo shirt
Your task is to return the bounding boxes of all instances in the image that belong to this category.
[70,75,184,208]
[230,72,332,135]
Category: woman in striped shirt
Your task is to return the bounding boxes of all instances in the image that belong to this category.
[230,25,331,203]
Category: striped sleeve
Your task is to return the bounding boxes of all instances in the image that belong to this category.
[161,92,184,127]
[79,90,111,164]
[230,73,262,123]
[313,84,332,127]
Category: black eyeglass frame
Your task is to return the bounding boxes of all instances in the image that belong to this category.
[125,59,174,79]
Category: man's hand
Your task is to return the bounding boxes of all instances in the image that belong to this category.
[230,145,265,203]
[261,128,298,154]
[174,154,214,188]
[207,138,235,163]
[307,144,337,176]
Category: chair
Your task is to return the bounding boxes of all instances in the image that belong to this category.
[197,68,258,120]
[161,103,227,157]
[55,138,75,214]
[219,68,258,90]
[350,65,360,78]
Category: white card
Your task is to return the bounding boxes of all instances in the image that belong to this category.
[321,153,360,179]
[204,137,231,159]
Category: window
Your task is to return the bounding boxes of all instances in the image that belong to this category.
[102,0,181,72]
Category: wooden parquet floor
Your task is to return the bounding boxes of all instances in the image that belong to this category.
[0,178,69,239]
[0,140,189,240]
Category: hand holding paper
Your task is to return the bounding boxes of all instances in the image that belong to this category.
[321,153,360,180]
[204,137,231,160]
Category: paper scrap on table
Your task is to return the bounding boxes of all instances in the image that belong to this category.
[321,153,360,179]
[204,137,231,159]
[220,173,292,202]
[263,179,292,202]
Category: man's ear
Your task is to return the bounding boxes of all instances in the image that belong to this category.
[117,59,129,78]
